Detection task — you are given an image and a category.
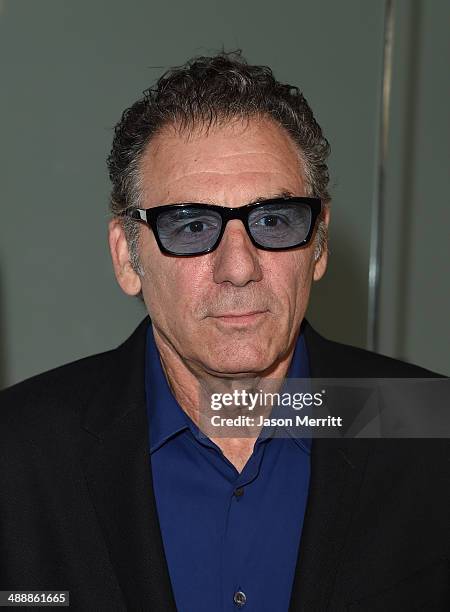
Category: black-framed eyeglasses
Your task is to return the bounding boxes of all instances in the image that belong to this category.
[119,196,322,256]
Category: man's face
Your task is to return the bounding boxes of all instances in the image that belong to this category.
[112,117,328,376]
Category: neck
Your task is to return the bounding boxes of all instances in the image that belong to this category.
[152,324,297,472]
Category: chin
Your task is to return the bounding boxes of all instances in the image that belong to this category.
[204,346,276,377]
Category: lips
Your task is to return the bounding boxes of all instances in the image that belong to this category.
[215,311,266,318]
[211,310,269,325]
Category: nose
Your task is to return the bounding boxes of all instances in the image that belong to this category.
[212,220,263,286]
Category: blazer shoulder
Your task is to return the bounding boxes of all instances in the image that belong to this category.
[303,320,444,378]
[0,316,150,437]
[0,347,118,430]
[333,340,439,377]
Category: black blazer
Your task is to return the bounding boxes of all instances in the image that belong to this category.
[0,317,449,611]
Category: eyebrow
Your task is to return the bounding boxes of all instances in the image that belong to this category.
[247,190,296,205]
[168,191,297,207]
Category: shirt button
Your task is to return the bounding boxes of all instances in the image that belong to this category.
[233,590,247,607]
[234,487,245,498]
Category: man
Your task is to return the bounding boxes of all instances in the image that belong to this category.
[0,52,448,611]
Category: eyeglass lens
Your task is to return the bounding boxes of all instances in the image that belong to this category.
[156,202,313,254]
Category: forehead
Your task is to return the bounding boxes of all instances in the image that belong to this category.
[139,116,306,205]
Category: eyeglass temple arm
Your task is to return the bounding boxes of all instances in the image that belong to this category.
[120,208,147,221]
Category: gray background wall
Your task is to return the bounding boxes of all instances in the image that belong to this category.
[0,0,448,388]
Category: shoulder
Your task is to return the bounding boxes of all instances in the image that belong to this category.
[0,316,150,443]
[302,319,443,378]
[0,348,117,435]
[0,316,150,422]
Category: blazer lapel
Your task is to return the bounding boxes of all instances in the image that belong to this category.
[289,321,372,611]
[81,317,177,611]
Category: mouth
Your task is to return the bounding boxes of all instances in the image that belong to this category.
[211,310,269,326]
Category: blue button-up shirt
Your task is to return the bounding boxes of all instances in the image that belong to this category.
[145,324,312,612]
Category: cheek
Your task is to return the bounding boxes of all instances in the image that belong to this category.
[264,251,314,298]
[141,253,209,316]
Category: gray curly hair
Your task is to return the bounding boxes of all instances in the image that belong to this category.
[107,50,331,278]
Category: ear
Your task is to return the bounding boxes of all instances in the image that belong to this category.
[313,205,330,282]
[108,218,142,296]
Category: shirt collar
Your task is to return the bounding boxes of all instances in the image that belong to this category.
[145,321,312,454]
